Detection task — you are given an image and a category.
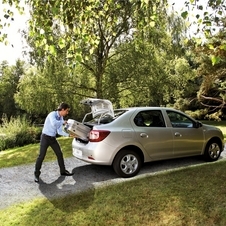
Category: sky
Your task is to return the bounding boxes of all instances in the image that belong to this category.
[0,1,29,65]
[0,0,189,65]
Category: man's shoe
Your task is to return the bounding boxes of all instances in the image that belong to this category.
[34,175,39,183]
[61,170,74,176]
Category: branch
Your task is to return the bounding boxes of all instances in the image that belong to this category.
[200,95,225,103]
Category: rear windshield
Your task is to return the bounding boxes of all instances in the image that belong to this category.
[87,109,127,124]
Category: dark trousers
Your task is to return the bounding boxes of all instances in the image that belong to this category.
[34,134,66,176]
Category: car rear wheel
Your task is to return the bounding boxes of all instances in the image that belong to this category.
[204,141,221,162]
[113,149,141,178]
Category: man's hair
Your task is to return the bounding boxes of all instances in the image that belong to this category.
[57,102,70,111]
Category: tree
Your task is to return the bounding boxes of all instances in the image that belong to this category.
[105,31,196,108]
[0,60,25,119]
[1,1,199,118]
[194,31,226,113]
[175,0,226,118]
[14,58,96,120]
[1,0,168,98]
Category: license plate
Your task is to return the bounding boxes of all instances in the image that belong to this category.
[73,148,82,157]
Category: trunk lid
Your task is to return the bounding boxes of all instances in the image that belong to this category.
[80,98,114,122]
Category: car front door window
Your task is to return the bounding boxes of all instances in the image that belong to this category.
[167,111,193,128]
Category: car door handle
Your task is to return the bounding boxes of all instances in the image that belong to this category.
[140,133,148,138]
[174,132,182,137]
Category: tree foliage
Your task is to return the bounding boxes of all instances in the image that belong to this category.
[175,0,226,117]
[3,0,224,120]
[194,31,226,112]
[182,0,226,64]
[0,60,25,120]
[1,0,168,98]
[27,0,167,60]
[14,59,90,120]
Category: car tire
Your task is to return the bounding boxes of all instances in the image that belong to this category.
[204,140,221,162]
[113,149,141,178]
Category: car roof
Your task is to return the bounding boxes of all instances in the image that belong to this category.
[115,107,180,111]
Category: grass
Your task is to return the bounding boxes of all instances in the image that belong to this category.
[1,162,226,225]
[0,122,226,225]
[0,137,74,168]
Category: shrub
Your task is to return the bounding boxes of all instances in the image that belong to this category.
[15,128,39,146]
[0,115,42,151]
[0,134,17,151]
[0,135,6,151]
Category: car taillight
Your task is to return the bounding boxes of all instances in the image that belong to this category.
[89,130,110,142]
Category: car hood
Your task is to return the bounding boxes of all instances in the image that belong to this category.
[202,123,221,131]
[202,123,224,138]
[80,98,114,118]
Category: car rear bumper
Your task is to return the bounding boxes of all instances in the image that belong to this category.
[72,139,116,165]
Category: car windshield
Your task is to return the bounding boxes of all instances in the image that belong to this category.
[87,109,126,124]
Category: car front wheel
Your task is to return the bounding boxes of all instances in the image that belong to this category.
[113,149,141,178]
[204,141,221,162]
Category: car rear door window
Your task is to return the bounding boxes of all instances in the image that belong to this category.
[134,110,165,127]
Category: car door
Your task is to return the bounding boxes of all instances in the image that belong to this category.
[133,110,174,160]
[166,110,205,157]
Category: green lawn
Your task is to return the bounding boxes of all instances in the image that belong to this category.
[1,161,226,226]
[0,122,226,225]
[0,137,74,168]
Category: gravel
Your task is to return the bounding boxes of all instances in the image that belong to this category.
[1,149,226,210]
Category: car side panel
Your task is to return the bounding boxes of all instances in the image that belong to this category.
[134,127,174,160]
[172,127,205,157]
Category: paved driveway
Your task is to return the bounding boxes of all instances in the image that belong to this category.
[1,149,225,209]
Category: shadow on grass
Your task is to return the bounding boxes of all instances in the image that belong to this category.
[37,153,221,212]
[37,164,117,212]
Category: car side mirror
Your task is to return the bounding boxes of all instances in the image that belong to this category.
[194,121,202,128]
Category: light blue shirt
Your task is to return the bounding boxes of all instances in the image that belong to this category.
[42,111,69,137]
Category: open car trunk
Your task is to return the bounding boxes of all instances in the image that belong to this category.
[68,98,114,143]
[80,98,114,123]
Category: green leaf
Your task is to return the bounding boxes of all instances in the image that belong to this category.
[76,54,82,62]
[49,45,56,55]
[58,38,66,49]
[181,11,188,20]
[220,44,226,50]
[211,55,220,66]
[208,44,214,50]
[149,21,155,27]
[89,48,94,55]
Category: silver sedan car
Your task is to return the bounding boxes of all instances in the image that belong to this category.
[72,99,224,178]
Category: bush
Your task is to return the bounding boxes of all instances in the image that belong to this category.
[0,134,16,151]
[0,135,6,151]
[0,115,42,151]
[15,127,41,146]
